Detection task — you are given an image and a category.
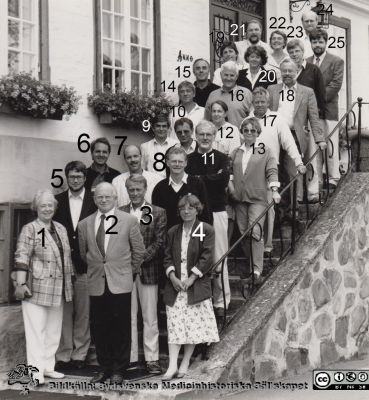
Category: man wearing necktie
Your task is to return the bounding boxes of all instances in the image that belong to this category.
[307,28,345,190]
[78,182,145,384]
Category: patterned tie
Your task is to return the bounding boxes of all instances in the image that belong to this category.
[315,57,320,67]
[96,214,106,257]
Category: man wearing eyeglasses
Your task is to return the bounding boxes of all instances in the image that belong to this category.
[78,182,145,384]
[54,161,97,372]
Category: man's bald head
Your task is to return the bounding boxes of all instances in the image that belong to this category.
[301,10,318,34]
[123,145,142,173]
[94,182,117,213]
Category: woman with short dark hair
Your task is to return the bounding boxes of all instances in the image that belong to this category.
[237,45,278,91]
[162,194,219,380]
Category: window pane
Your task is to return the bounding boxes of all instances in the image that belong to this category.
[22,23,33,51]
[102,0,111,11]
[102,12,112,38]
[8,50,20,74]
[130,0,139,17]
[130,20,139,44]
[115,43,124,67]
[141,0,150,20]
[141,22,150,47]
[23,53,34,72]
[103,40,113,65]
[8,20,20,48]
[142,48,150,72]
[114,0,123,13]
[114,16,124,40]
[103,68,112,90]
[131,46,139,70]
[115,70,124,91]
[22,0,32,20]
[142,74,150,95]
[8,0,19,18]
[131,72,140,92]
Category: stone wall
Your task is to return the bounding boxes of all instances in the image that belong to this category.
[190,173,369,383]
[0,305,25,372]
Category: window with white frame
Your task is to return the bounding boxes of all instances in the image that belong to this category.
[99,0,154,94]
[5,0,39,76]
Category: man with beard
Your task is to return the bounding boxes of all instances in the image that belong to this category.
[112,145,164,207]
[235,20,270,64]
[54,161,97,371]
[193,59,220,107]
[301,10,319,58]
[307,28,344,190]
[85,138,120,192]
[268,59,326,203]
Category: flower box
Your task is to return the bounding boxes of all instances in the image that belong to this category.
[0,73,81,120]
[88,90,173,129]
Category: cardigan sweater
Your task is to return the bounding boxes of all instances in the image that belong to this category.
[230,145,278,205]
[152,175,213,228]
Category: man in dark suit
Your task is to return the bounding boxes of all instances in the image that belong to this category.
[78,182,145,384]
[268,59,326,202]
[307,28,344,189]
[119,175,166,375]
[54,161,96,370]
[287,39,326,119]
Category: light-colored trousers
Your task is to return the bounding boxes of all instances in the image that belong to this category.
[212,211,231,309]
[56,273,90,362]
[130,276,159,363]
[22,300,64,382]
[235,202,267,276]
[285,136,319,202]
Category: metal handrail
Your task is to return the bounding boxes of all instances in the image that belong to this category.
[213,97,367,331]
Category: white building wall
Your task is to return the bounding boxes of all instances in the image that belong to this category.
[160,0,210,104]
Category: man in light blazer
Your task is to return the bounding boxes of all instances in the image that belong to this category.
[78,182,145,385]
[267,59,327,202]
[54,161,97,371]
[307,28,344,189]
[119,174,166,375]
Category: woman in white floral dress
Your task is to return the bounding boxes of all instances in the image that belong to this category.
[162,194,219,380]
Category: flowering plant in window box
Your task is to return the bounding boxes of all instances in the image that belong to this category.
[87,89,173,129]
[0,73,81,120]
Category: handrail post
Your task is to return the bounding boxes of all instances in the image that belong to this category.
[357,97,363,172]
[291,181,297,254]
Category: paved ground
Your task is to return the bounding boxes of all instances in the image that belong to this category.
[227,354,369,400]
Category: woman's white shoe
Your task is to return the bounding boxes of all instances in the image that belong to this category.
[44,371,65,379]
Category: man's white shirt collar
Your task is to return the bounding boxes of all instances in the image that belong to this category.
[97,207,115,219]
[169,173,188,186]
[153,137,168,145]
[130,201,146,212]
[282,83,297,91]
[69,188,85,200]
